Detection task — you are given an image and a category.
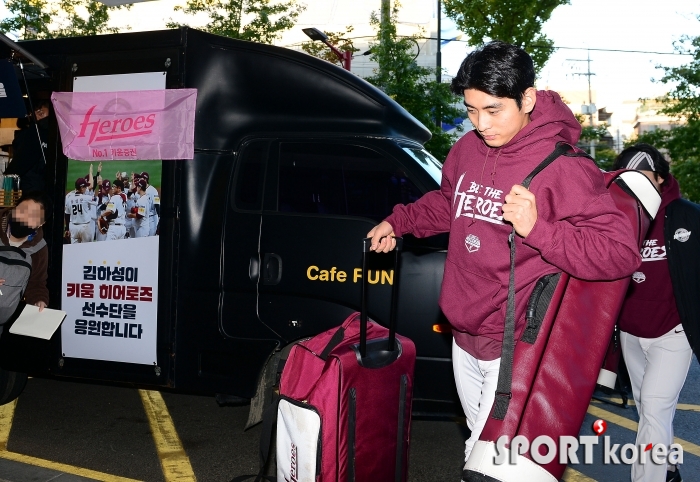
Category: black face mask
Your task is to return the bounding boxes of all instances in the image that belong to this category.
[9,217,35,239]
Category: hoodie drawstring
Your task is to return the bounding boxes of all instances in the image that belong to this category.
[471,148,495,227]
[490,149,502,186]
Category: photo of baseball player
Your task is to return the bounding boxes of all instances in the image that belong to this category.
[100,179,127,241]
[95,179,112,242]
[64,159,162,243]
[64,177,97,243]
[140,172,160,236]
[124,172,141,238]
[127,178,152,238]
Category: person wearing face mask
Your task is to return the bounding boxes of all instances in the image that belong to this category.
[0,191,50,311]
[612,144,698,482]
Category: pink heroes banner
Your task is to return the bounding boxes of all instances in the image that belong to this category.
[51,89,197,161]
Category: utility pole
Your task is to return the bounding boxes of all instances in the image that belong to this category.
[380,0,391,43]
[436,0,441,84]
[567,50,597,158]
[380,0,391,79]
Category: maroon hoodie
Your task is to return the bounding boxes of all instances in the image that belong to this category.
[385,90,641,360]
[617,175,681,338]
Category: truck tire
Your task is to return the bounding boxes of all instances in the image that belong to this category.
[0,369,27,405]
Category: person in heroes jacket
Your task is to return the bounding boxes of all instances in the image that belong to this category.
[612,144,696,482]
[368,41,642,469]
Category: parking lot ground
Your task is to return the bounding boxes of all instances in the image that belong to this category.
[0,358,696,482]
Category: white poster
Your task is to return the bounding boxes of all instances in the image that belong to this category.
[60,72,164,365]
[73,72,166,93]
[61,236,158,364]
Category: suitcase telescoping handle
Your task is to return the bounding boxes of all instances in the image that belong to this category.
[360,236,403,358]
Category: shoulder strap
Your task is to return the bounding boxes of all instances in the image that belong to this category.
[0,246,27,258]
[21,238,46,256]
[492,141,578,420]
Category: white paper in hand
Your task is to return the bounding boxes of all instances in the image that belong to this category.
[9,305,67,340]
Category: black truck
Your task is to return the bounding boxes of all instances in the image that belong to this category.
[0,27,459,418]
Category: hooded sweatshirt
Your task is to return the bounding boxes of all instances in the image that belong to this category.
[0,209,49,306]
[385,90,642,360]
[617,175,681,338]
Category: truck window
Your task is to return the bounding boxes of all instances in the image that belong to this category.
[233,141,268,211]
[402,147,443,185]
[277,143,422,222]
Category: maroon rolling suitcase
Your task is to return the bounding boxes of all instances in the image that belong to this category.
[275,237,415,482]
[462,144,661,482]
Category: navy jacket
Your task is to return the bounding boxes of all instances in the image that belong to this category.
[665,198,700,360]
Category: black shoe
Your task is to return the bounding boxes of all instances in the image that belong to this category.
[667,468,682,482]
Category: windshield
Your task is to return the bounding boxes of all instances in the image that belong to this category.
[402,147,443,185]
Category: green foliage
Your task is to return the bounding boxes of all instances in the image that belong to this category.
[657,30,700,121]
[627,124,700,202]
[625,22,700,202]
[364,4,463,161]
[579,123,609,142]
[0,0,124,39]
[442,0,570,74]
[168,0,304,44]
[300,26,359,67]
[593,148,616,171]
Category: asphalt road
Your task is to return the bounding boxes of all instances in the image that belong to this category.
[0,359,697,482]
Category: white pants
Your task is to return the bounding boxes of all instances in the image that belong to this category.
[95,222,107,241]
[70,222,94,243]
[135,222,150,238]
[452,339,500,462]
[106,224,126,241]
[621,324,692,482]
[149,215,159,236]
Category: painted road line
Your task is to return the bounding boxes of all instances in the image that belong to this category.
[0,400,16,451]
[561,467,597,481]
[0,397,140,481]
[591,398,700,413]
[139,390,196,481]
[0,451,142,482]
[587,405,700,457]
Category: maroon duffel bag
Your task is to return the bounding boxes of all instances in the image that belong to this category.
[462,144,661,482]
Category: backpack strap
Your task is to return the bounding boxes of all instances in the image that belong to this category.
[0,246,27,258]
[492,141,584,420]
[20,238,46,256]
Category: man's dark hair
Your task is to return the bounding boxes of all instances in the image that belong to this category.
[16,190,51,217]
[613,143,670,186]
[113,179,125,190]
[450,41,535,110]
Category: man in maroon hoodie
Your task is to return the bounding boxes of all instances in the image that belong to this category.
[613,144,693,482]
[368,41,641,466]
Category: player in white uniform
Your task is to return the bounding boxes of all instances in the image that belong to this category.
[141,172,160,236]
[94,180,112,242]
[64,177,96,243]
[100,179,127,241]
[127,179,151,238]
[125,173,140,238]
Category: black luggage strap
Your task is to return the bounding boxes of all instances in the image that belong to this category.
[492,142,588,420]
[230,395,279,482]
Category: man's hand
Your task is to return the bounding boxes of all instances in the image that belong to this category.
[502,184,538,238]
[367,221,396,253]
[35,301,46,312]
